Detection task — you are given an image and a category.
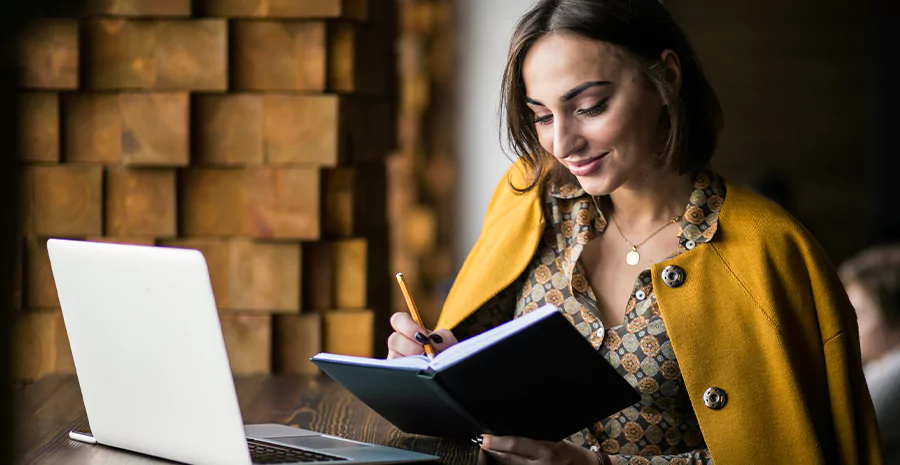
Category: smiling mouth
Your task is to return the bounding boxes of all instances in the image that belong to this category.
[568,152,609,167]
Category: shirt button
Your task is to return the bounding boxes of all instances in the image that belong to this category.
[661,265,686,288]
[635,290,646,301]
[703,387,727,410]
[685,240,696,250]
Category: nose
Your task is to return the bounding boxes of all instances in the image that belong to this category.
[552,117,586,160]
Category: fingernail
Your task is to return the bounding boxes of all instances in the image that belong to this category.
[414,332,429,344]
[429,333,444,344]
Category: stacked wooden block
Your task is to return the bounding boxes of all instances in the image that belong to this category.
[14,0,396,381]
[389,0,457,327]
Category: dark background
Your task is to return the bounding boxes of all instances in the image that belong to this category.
[668,0,899,263]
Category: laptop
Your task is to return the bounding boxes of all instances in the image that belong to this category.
[47,238,438,465]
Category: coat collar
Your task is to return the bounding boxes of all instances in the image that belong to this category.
[437,164,726,331]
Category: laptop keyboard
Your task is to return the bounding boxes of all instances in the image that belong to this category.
[248,438,348,463]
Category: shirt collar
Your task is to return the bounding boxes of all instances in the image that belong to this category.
[546,181,586,200]
[546,168,726,246]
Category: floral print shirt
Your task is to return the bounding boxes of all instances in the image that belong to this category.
[452,170,726,465]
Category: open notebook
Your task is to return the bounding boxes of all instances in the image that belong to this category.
[312,305,640,441]
[313,304,560,373]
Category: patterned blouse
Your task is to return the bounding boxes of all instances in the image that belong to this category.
[452,171,726,465]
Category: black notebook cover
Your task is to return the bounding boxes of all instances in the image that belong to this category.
[312,306,640,441]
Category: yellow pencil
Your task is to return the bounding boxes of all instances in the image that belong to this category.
[395,272,435,360]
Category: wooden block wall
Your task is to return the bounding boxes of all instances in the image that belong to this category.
[181,167,320,239]
[14,0,396,381]
[63,92,190,165]
[389,0,458,327]
[230,21,327,91]
[106,168,177,237]
[19,93,60,162]
[12,312,75,381]
[323,310,374,358]
[161,239,301,313]
[193,93,346,167]
[274,313,321,374]
[83,19,227,90]
[196,0,368,20]
[18,19,79,90]
[85,0,192,17]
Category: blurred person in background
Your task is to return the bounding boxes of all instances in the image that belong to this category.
[388,0,883,463]
[841,245,900,463]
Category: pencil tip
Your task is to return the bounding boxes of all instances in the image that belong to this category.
[395,272,404,279]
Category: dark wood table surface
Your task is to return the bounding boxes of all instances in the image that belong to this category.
[14,374,488,465]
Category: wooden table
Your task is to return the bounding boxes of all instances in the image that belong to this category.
[14,375,488,464]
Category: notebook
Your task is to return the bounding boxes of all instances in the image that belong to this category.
[312,305,640,441]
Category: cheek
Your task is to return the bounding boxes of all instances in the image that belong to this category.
[590,95,658,149]
[583,116,628,147]
[536,126,554,154]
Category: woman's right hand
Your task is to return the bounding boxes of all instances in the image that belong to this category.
[387,312,459,359]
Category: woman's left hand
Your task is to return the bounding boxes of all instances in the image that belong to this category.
[479,434,599,465]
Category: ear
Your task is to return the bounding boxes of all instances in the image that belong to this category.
[659,49,683,99]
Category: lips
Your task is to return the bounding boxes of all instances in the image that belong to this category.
[567,152,609,177]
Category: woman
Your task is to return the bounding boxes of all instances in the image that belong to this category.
[840,245,900,463]
[388,0,883,463]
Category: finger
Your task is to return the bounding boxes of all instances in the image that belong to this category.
[390,312,426,339]
[480,435,543,460]
[387,350,403,360]
[426,329,458,353]
[387,332,425,357]
[387,332,425,356]
[482,449,529,465]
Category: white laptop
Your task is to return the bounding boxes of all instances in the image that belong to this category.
[47,239,438,465]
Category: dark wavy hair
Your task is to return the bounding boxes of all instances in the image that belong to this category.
[501,0,723,191]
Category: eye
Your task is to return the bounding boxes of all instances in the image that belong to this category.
[576,98,609,117]
[533,114,553,126]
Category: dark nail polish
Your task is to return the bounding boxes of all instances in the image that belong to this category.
[414,332,429,344]
[472,435,483,445]
[429,333,444,344]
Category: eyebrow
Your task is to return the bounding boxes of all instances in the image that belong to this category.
[525,80,612,107]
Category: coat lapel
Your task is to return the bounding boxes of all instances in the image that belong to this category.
[436,165,546,330]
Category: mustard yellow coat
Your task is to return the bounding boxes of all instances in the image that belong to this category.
[437,164,884,464]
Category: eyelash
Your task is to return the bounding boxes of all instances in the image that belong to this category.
[533,98,609,126]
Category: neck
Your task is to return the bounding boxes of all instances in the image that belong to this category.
[606,168,694,230]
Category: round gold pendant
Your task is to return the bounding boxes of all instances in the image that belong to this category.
[626,250,641,266]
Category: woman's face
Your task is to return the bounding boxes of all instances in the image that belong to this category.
[522,33,668,196]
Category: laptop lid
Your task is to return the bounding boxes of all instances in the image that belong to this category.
[47,239,253,465]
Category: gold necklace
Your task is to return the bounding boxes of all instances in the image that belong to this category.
[610,212,681,266]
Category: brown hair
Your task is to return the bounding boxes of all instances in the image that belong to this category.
[500,0,723,191]
[839,245,900,328]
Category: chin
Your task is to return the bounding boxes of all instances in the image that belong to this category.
[574,173,621,197]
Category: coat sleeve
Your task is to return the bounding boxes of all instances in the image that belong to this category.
[807,243,884,464]
[822,331,884,464]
